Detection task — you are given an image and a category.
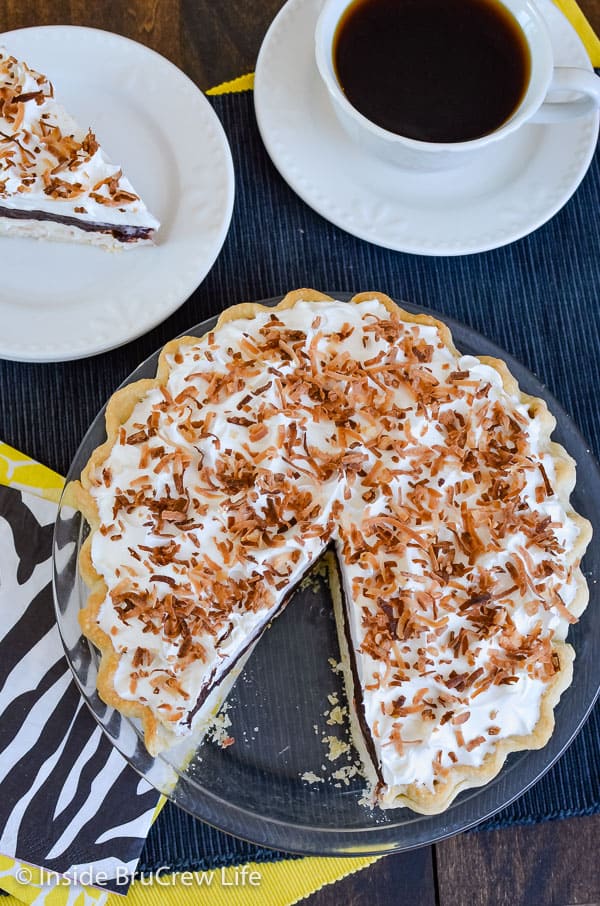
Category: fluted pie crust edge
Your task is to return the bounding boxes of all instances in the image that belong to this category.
[68,289,592,814]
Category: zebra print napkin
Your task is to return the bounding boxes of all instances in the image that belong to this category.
[0,484,160,892]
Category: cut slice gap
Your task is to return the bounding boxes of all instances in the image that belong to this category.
[191,546,386,808]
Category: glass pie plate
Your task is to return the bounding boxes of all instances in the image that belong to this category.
[53,294,600,856]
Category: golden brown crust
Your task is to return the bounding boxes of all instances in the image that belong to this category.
[73,289,591,797]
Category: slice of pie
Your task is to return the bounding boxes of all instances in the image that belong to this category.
[0,48,159,249]
[71,290,591,813]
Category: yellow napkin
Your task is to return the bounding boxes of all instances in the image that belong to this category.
[0,442,63,502]
[554,0,600,64]
[0,441,377,904]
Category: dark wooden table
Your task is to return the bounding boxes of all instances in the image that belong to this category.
[1,2,599,904]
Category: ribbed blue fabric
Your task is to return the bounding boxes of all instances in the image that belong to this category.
[1,91,597,871]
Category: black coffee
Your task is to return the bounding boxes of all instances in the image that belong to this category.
[333,0,531,143]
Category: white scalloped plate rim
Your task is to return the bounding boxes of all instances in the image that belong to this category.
[0,26,235,362]
[254,0,599,256]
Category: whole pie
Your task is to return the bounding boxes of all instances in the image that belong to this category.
[72,290,591,813]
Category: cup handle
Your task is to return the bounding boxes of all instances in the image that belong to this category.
[530,68,600,123]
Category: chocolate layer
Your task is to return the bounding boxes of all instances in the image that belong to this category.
[328,548,385,787]
[0,204,153,243]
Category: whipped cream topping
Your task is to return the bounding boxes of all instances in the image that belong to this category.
[86,298,583,794]
[0,48,159,231]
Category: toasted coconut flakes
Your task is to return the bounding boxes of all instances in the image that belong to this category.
[538,463,554,496]
[465,735,486,752]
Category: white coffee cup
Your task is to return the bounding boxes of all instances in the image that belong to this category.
[315,0,600,170]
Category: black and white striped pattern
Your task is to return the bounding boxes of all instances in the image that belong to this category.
[0,485,160,888]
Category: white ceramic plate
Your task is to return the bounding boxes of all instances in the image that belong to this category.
[254,0,599,256]
[0,26,235,362]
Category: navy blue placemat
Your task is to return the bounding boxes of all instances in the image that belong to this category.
[1,89,599,870]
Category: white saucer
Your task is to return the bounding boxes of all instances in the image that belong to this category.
[254,0,599,256]
[0,27,234,362]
